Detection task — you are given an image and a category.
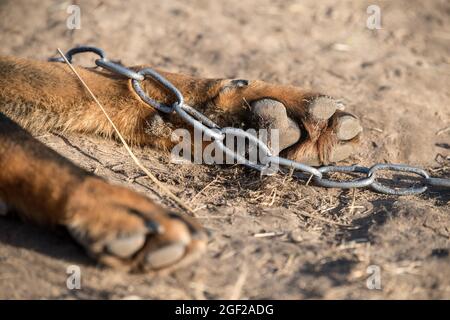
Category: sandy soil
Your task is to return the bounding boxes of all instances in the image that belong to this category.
[0,0,449,299]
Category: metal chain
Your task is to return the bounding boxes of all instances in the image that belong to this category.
[51,46,450,195]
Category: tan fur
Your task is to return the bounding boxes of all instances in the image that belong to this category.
[0,55,359,271]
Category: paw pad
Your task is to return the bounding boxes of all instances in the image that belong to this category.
[250,98,301,154]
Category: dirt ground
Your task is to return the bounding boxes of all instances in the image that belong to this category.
[0,0,449,299]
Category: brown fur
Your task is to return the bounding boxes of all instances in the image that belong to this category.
[0,55,359,271]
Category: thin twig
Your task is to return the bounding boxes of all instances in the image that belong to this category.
[305,174,314,186]
[253,231,285,238]
[436,126,450,136]
[348,188,356,215]
[190,176,219,204]
[57,48,196,216]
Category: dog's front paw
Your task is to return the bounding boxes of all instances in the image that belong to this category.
[250,96,362,166]
[214,80,362,166]
[64,178,207,272]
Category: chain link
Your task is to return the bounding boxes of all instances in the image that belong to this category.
[313,166,374,189]
[51,46,450,195]
[50,46,106,63]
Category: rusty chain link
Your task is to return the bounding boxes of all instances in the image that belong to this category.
[51,46,450,195]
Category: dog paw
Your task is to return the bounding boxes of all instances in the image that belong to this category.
[250,96,362,166]
[64,178,207,272]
